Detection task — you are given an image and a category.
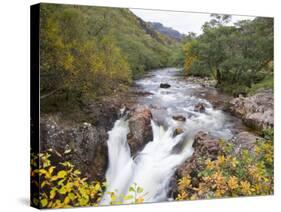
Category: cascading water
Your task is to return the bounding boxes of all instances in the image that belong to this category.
[100,68,244,205]
[100,117,194,205]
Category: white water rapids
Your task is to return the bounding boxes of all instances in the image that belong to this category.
[100,117,194,204]
[100,68,245,205]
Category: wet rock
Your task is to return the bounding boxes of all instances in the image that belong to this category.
[40,116,108,182]
[160,83,171,88]
[134,91,153,96]
[228,89,273,130]
[176,131,220,178]
[194,103,206,113]
[173,128,184,136]
[127,107,153,156]
[172,115,186,122]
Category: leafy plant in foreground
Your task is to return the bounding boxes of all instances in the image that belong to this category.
[176,129,273,200]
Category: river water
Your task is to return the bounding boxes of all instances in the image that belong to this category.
[100,68,246,205]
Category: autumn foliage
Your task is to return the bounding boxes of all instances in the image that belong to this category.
[176,129,273,200]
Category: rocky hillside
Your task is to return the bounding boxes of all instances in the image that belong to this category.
[148,22,185,41]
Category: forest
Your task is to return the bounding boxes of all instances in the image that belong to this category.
[40,4,175,112]
[174,14,273,96]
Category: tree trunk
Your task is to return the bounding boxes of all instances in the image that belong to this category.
[216,68,222,85]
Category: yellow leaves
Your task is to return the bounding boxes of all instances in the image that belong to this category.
[205,159,214,169]
[183,42,197,75]
[50,188,57,199]
[135,197,144,204]
[216,155,226,166]
[63,54,75,72]
[68,192,76,201]
[176,135,273,201]
[31,152,104,208]
[178,176,191,191]
[227,176,239,190]
[230,157,238,168]
[49,166,55,175]
[176,190,188,200]
[40,198,48,207]
[240,181,252,195]
[64,196,70,205]
[57,170,67,178]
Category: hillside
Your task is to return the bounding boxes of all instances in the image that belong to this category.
[39,3,176,112]
[148,22,185,41]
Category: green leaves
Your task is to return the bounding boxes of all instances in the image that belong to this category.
[40,4,174,113]
[181,16,273,95]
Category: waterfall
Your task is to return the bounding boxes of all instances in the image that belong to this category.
[100,117,194,205]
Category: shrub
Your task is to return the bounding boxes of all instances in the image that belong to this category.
[31,150,145,208]
[176,129,273,200]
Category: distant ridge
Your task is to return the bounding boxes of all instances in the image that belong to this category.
[148,22,185,41]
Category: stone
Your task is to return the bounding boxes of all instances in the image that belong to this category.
[160,83,171,88]
[228,89,273,130]
[127,107,153,156]
[172,115,186,122]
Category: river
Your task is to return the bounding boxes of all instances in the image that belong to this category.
[100,68,247,205]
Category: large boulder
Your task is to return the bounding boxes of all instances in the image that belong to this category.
[40,116,108,182]
[127,107,153,156]
[228,89,273,130]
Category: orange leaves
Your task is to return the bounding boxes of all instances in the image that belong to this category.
[176,133,273,201]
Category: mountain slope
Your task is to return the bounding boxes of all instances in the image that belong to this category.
[39,3,176,111]
[148,22,185,41]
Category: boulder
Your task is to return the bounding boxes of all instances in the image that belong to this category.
[172,115,186,122]
[231,131,260,154]
[40,116,108,182]
[176,131,220,178]
[228,89,273,130]
[160,83,171,88]
[127,107,153,156]
[169,131,221,198]
[173,128,184,136]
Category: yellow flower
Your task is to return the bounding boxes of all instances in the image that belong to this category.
[205,159,214,169]
[216,155,226,166]
[178,176,191,191]
[176,191,188,200]
[240,181,252,195]
[227,176,238,190]
[231,157,239,168]
[213,171,226,186]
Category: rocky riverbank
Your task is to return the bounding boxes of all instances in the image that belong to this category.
[40,88,153,182]
[39,71,274,200]
[228,89,274,130]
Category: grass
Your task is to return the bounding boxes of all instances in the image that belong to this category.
[248,74,274,95]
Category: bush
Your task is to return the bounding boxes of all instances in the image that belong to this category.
[31,150,104,208]
[31,150,146,208]
[176,129,273,200]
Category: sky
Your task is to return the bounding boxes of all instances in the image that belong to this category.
[130,8,255,35]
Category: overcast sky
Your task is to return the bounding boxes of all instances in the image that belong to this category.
[130,9,255,35]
